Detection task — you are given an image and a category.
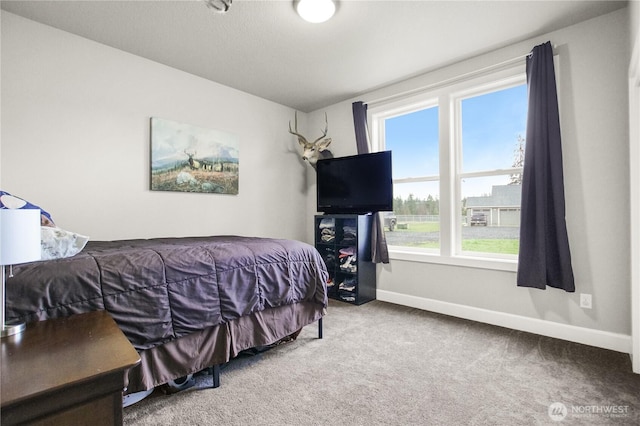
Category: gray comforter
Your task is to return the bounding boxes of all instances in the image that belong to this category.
[6,236,328,350]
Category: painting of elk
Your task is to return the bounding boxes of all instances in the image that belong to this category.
[150,117,239,194]
[289,112,333,169]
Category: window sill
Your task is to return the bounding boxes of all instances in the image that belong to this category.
[388,247,518,272]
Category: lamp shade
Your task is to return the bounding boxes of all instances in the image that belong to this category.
[0,209,41,265]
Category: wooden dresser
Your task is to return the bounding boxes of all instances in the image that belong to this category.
[1,310,141,425]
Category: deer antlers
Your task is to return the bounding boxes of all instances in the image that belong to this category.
[288,112,333,169]
[288,112,330,146]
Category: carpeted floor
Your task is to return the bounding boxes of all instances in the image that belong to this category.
[124,300,640,425]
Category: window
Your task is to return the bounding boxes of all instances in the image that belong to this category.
[371,67,527,269]
[384,103,440,249]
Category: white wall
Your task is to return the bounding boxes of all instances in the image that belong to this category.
[632,1,640,48]
[2,7,634,353]
[1,12,310,241]
[628,0,640,372]
[310,8,633,348]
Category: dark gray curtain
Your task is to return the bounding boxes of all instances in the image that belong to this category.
[352,101,389,264]
[517,41,574,292]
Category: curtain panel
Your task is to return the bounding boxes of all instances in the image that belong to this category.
[352,101,389,264]
[517,41,575,292]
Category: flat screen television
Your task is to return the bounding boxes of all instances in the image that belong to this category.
[316,151,393,214]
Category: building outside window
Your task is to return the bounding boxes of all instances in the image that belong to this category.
[371,67,527,269]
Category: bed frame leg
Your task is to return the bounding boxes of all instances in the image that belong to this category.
[211,364,221,388]
[318,317,323,339]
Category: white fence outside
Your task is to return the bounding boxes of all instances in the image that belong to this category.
[396,215,439,223]
[396,215,467,223]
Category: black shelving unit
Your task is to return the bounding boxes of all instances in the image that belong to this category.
[314,214,376,305]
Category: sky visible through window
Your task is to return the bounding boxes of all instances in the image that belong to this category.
[385,84,527,201]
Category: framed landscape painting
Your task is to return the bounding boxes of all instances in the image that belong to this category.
[150,117,239,194]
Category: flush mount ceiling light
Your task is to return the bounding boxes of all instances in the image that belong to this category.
[204,0,232,13]
[296,0,336,23]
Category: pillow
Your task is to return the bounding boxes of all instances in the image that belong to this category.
[0,190,55,226]
[41,226,90,260]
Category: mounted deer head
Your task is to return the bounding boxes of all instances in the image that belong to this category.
[288,112,333,169]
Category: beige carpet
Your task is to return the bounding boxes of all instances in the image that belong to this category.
[124,300,640,425]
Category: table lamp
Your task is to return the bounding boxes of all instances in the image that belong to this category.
[0,209,41,338]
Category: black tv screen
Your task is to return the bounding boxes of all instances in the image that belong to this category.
[316,151,393,214]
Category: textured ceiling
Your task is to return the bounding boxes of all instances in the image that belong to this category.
[1,0,628,112]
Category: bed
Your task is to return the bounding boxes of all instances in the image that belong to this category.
[4,235,328,396]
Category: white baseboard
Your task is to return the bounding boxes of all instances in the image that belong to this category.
[377,290,632,354]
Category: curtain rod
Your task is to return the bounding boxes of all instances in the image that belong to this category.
[366,51,536,108]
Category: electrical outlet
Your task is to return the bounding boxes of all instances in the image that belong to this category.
[580,293,592,309]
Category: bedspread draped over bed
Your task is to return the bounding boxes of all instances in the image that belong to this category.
[6,236,329,351]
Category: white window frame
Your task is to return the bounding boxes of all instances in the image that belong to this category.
[370,65,526,272]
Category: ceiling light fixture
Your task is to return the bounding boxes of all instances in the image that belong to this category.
[296,0,336,24]
[204,0,232,14]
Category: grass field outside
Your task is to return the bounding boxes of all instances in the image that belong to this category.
[460,239,519,255]
[398,222,440,233]
[387,221,519,255]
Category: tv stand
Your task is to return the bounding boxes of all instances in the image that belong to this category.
[314,214,376,305]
